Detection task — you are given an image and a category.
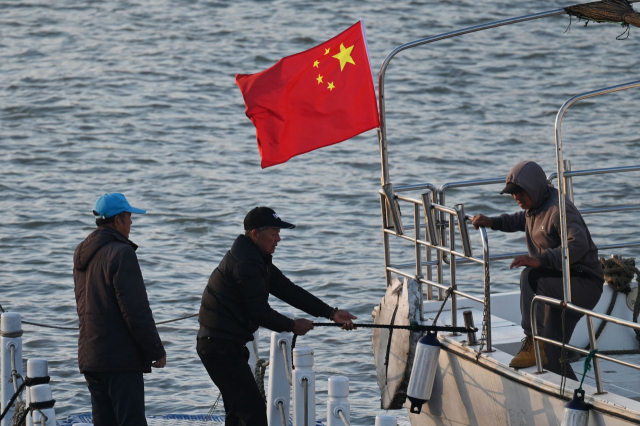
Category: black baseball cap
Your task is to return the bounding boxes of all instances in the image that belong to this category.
[244,207,296,230]
[500,182,524,195]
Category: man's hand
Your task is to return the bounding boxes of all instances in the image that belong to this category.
[472,214,493,230]
[152,355,166,368]
[510,255,541,269]
[333,310,357,330]
[293,318,314,335]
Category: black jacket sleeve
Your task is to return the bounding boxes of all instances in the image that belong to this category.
[111,246,166,362]
[268,265,334,319]
[234,258,295,332]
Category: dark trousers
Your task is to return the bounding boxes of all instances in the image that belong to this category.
[197,337,267,426]
[84,371,147,426]
[520,267,603,380]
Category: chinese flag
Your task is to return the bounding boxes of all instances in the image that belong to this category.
[236,20,380,168]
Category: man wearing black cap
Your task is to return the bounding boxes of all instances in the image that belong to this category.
[197,207,356,426]
[472,161,603,380]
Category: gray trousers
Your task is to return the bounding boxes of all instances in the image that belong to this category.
[520,267,603,380]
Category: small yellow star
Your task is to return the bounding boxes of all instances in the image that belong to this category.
[327,82,335,91]
[332,43,355,71]
[316,74,323,84]
[313,60,319,68]
[324,48,330,55]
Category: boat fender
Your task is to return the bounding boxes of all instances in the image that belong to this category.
[406,332,441,414]
[561,389,589,426]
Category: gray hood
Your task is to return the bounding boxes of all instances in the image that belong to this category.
[505,161,550,210]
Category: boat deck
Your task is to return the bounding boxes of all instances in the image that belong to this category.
[423,289,640,416]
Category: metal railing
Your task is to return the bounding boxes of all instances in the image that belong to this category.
[532,295,640,394]
[380,189,493,351]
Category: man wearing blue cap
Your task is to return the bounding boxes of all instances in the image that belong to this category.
[197,207,357,426]
[74,193,166,426]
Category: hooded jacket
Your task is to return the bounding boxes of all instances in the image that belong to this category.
[73,227,166,373]
[490,161,604,281]
[198,235,334,343]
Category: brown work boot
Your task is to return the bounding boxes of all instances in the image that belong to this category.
[509,336,548,368]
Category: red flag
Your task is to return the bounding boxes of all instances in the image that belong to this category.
[236,20,380,168]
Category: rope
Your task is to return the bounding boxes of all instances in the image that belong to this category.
[278,401,287,426]
[337,409,350,426]
[579,349,599,391]
[566,257,640,363]
[205,394,221,420]
[1,330,23,338]
[11,400,26,426]
[0,376,52,422]
[280,340,293,386]
[155,313,198,325]
[312,321,475,334]
[432,288,453,326]
[254,359,269,404]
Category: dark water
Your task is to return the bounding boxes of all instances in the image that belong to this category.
[1,0,639,424]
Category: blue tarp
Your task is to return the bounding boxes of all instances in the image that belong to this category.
[57,413,324,425]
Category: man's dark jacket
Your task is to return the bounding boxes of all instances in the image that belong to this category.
[74,227,166,373]
[198,235,334,343]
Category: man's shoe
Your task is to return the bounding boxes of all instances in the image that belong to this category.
[509,336,548,368]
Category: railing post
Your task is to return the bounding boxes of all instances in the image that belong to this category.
[531,298,545,374]
[563,159,574,203]
[437,191,445,300]
[480,227,492,352]
[414,203,424,320]
[380,193,392,287]
[26,359,48,426]
[292,347,315,426]
[586,315,605,394]
[327,376,349,426]
[29,384,55,426]
[449,213,457,332]
[267,312,294,426]
[375,415,397,425]
[1,312,23,426]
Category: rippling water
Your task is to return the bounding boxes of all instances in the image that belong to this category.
[2,0,640,424]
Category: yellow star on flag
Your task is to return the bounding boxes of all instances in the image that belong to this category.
[324,48,330,55]
[327,82,335,91]
[317,74,323,84]
[332,43,355,71]
[313,60,319,68]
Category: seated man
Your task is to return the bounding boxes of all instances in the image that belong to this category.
[472,161,604,380]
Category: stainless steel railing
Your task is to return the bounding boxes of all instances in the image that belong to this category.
[532,295,640,394]
[380,189,493,351]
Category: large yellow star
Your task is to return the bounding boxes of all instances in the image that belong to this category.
[316,74,323,84]
[332,43,355,71]
[327,82,335,91]
[313,60,319,68]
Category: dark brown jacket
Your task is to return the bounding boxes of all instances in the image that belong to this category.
[74,227,166,373]
[491,161,604,282]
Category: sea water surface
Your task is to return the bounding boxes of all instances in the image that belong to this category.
[1,0,640,424]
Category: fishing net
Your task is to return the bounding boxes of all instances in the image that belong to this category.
[565,0,640,28]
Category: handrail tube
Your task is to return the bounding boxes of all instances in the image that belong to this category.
[586,315,604,393]
[580,205,640,215]
[449,214,458,331]
[394,183,437,194]
[377,8,565,185]
[480,226,492,352]
[548,165,640,181]
[597,242,640,251]
[383,230,484,264]
[387,267,484,304]
[554,80,640,303]
[532,294,640,389]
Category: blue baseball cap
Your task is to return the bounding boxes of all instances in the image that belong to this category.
[93,193,146,219]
